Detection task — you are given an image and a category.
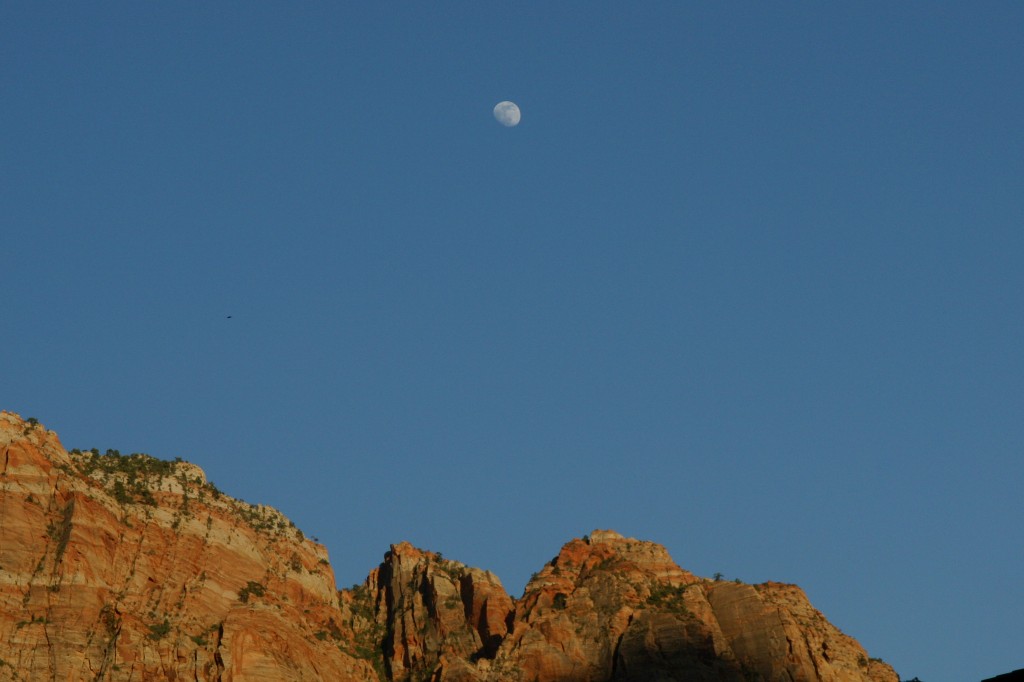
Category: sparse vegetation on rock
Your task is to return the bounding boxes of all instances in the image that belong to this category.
[238,580,267,603]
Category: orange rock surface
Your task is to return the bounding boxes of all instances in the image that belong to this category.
[0,412,374,681]
[0,413,899,682]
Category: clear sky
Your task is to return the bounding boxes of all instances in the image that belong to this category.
[3,3,1022,680]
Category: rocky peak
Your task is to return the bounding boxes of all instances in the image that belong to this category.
[354,539,515,682]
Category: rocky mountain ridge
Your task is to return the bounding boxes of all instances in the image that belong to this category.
[0,412,899,681]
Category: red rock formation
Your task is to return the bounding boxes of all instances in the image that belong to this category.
[0,412,374,681]
[0,413,899,682]
[484,531,899,682]
[348,541,515,682]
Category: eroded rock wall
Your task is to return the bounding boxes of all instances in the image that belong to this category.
[0,412,374,681]
[0,412,899,682]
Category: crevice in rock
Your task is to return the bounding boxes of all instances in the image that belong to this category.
[51,497,75,569]
[211,622,226,680]
[802,632,823,681]
[458,574,474,626]
[93,611,121,682]
[609,613,633,679]
[418,573,436,622]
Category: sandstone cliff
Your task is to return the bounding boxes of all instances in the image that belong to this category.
[0,412,373,681]
[0,413,898,682]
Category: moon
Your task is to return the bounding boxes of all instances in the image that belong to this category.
[493,101,521,127]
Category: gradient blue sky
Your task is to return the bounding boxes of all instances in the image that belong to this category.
[3,4,1022,680]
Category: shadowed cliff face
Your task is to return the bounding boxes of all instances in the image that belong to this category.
[0,413,899,682]
[347,542,515,682]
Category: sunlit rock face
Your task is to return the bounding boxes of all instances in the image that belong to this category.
[0,412,374,681]
[0,412,898,682]
[476,530,898,682]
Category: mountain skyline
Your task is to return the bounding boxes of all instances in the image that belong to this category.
[0,411,900,681]
[3,4,1022,680]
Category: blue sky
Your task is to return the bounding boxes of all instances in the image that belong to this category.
[3,3,1022,680]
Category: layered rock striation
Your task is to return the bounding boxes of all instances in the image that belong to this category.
[0,412,374,680]
[0,413,898,682]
